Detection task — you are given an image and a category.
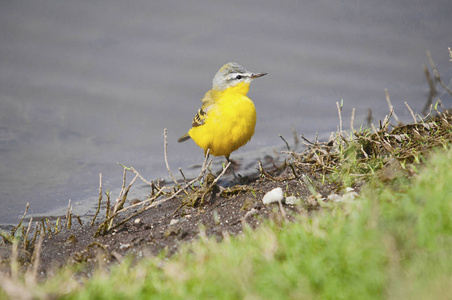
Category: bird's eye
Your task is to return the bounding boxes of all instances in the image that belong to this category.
[235,75,242,80]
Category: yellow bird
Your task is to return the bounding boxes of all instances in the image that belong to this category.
[178,62,267,166]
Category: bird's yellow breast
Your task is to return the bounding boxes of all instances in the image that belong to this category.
[188,82,256,157]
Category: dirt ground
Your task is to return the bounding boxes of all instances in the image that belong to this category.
[0,162,338,278]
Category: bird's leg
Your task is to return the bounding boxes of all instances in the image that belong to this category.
[225,156,238,180]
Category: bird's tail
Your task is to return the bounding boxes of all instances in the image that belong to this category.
[177,133,191,143]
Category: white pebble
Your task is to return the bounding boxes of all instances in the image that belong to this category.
[327,194,342,202]
[262,187,284,205]
[327,191,358,203]
[284,196,302,205]
[119,243,131,250]
[342,191,358,202]
[169,219,179,225]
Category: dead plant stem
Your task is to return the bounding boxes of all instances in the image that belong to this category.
[91,173,103,226]
[11,203,29,237]
[164,128,179,186]
[405,101,417,123]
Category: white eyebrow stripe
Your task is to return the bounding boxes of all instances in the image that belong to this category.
[226,72,252,80]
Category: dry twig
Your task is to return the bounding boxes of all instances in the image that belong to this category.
[109,172,139,229]
[279,134,291,151]
[336,101,343,133]
[65,200,71,229]
[164,128,179,186]
[11,203,29,237]
[23,217,33,250]
[95,150,213,237]
[350,107,356,132]
[405,101,417,123]
[422,65,437,115]
[91,173,103,226]
[385,89,401,124]
[427,50,452,97]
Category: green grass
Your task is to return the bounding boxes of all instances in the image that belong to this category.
[40,148,452,300]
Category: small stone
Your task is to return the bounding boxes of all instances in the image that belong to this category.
[262,187,284,205]
[169,219,179,225]
[327,194,342,202]
[134,218,141,224]
[284,196,302,205]
[119,243,131,250]
[327,191,358,203]
[342,191,358,202]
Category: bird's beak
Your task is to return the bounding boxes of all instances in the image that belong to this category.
[251,72,267,79]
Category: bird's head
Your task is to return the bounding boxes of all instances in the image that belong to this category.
[212,62,266,91]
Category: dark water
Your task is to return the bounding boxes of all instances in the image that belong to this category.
[1,0,451,225]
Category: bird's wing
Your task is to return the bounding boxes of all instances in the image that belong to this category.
[178,90,217,143]
[191,90,216,127]
[192,107,207,127]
